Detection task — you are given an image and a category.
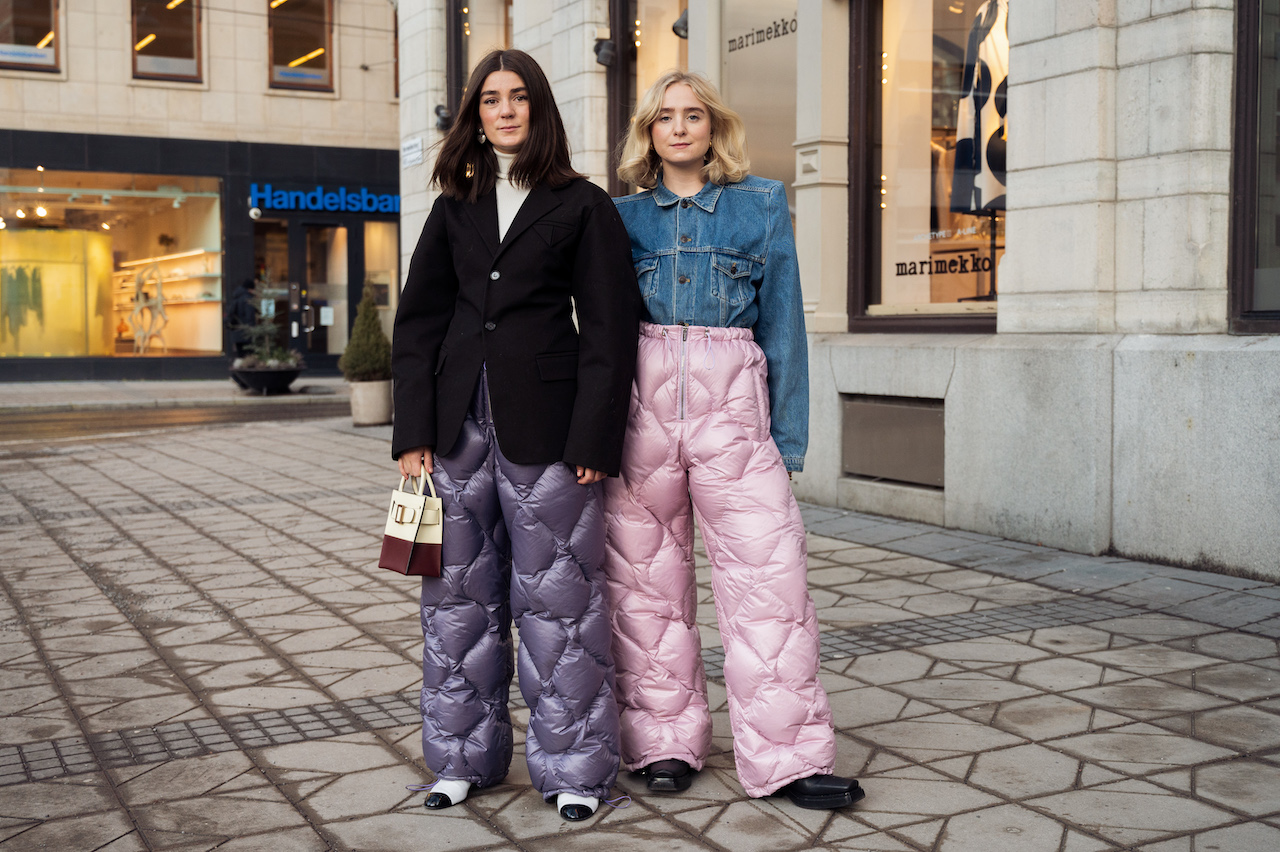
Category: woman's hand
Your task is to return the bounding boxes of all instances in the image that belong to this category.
[399,447,434,479]
[575,466,606,485]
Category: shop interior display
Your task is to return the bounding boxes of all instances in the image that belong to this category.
[1,166,222,357]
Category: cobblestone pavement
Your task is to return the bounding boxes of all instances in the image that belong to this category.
[2,416,1279,851]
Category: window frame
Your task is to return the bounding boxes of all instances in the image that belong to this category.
[267,0,335,93]
[0,0,61,74]
[130,0,203,83]
[1230,0,1280,333]
[847,0,997,334]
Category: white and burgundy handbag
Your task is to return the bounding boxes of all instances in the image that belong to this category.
[378,473,443,577]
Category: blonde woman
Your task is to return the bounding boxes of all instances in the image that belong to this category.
[602,71,864,809]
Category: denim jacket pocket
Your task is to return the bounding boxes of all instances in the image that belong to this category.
[710,252,755,307]
[633,257,661,300]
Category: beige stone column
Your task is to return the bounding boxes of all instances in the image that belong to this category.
[397,0,448,288]
[793,0,849,333]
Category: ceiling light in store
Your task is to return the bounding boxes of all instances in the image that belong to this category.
[35,206,47,217]
[166,0,187,8]
[36,165,44,172]
[288,47,325,68]
[102,223,111,230]
[36,32,53,49]
[15,209,25,219]
[135,33,156,51]
[270,0,288,8]
[948,4,963,13]
[0,221,5,230]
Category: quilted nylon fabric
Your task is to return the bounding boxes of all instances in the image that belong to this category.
[421,371,621,800]
[604,323,836,797]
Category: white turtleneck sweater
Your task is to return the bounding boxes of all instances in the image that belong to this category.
[494,149,531,242]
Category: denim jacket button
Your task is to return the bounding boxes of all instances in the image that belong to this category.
[680,235,691,243]
[678,276,689,284]
[680,199,691,208]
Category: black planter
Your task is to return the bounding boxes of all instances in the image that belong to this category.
[230,368,302,395]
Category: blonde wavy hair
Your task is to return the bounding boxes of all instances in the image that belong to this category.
[617,70,750,190]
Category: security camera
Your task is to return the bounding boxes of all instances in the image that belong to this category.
[249,207,262,220]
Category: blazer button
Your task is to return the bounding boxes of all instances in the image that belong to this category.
[484,321,496,331]
[490,271,500,280]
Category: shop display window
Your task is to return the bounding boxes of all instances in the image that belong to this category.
[0,0,59,72]
[869,0,1005,316]
[269,0,332,91]
[132,0,200,82]
[721,0,796,211]
[0,168,223,358]
[461,0,511,75]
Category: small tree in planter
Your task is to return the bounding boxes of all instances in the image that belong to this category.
[340,287,393,425]
[230,309,305,395]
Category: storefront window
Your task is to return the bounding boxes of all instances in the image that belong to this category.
[132,0,200,82]
[364,220,399,343]
[721,0,797,210]
[0,0,59,72]
[634,0,687,99]
[871,0,1006,316]
[1253,1,1280,313]
[0,168,223,358]
[462,0,510,72]
[269,0,332,91]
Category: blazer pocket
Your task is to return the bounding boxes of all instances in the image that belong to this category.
[534,220,575,248]
[536,351,578,381]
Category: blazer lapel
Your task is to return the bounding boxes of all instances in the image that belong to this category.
[462,190,501,259]
[495,184,562,260]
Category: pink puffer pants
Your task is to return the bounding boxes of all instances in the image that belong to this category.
[603,322,836,797]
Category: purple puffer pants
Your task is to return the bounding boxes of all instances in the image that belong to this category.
[422,368,621,801]
[603,323,836,798]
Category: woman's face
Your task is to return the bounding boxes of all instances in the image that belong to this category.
[478,70,530,155]
[649,83,711,171]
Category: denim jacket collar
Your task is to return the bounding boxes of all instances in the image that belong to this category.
[651,178,723,213]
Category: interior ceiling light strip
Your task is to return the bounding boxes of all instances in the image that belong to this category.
[135,33,157,51]
[36,32,54,49]
[288,47,325,67]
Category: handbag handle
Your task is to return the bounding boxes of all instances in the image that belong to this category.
[398,472,439,500]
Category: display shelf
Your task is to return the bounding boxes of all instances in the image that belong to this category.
[112,248,223,354]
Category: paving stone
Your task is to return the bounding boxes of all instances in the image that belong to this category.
[1027,781,1236,847]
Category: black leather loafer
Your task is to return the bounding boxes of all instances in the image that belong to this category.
[424,792,453,809]
[559,803,595,821]
[645,758,694,792]
[774,774,865,810]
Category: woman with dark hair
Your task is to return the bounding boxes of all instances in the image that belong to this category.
[393,49,640,822]
[603,71,864,809]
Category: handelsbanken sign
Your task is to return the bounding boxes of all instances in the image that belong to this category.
[249,183,400,214]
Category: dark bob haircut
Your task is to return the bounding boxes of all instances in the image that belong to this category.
[432,49,581,203]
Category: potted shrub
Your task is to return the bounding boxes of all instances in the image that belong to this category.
[340,287,393,426]
[229,308,305,395]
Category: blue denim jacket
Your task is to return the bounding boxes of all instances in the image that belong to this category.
[614,175,809,471]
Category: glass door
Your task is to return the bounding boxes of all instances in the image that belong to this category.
[303,224,348,356]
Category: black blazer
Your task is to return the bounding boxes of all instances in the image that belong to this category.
[391,178,640,476]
